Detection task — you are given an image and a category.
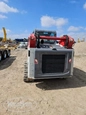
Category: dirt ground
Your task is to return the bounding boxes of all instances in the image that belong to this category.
[0,42,86,115]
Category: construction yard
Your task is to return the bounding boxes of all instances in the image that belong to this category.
[0,42,86,115]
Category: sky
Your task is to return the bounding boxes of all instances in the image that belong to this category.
[0,0,86,40]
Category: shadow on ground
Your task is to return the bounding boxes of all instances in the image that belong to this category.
[36,68,86,90]
[0,56,16,70]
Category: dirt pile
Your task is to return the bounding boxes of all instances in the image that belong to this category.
[73,42,86,55]
[74,42,86,73]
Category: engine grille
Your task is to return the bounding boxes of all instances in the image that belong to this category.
[42,54,65,73]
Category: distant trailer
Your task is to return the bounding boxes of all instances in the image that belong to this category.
[0,48,11,61]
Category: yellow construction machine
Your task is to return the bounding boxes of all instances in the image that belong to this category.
[2,27,7,42]
[1,27,17,49]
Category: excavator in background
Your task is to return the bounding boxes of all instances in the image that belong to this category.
[0,27,17,61]
[1,27,17,48]
[2,27,7,42]
[0,27,11,61]
[2,27,14,43]
[1,27,12,42]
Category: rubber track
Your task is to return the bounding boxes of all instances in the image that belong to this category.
[24,61,28,82]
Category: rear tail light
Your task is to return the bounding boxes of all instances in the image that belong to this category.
[69,59,72,63]
[34,59,38,64]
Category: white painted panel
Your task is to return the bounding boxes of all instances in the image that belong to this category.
[28,48,35,78]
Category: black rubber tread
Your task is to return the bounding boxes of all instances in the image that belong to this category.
[0,52,2,61]
[24,61,34,82]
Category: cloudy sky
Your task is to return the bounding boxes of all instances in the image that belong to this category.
[0,0,86,40]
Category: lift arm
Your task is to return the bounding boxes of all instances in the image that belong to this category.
[28,33,75,49]
[2,27,7,42]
